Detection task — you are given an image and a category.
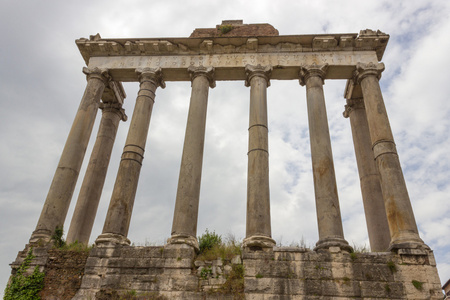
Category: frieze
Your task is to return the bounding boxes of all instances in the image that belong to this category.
[87,51,378,82]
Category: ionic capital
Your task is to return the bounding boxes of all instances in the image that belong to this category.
[299,63,328,86]
[343,98,364,118]
[245,64,272,87]
[354,62,385,84]
[136,67,166,88]
[82,67,111,85]
[99,102,128,121]
[188,66,216,88]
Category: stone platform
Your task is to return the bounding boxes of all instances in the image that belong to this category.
[68,245,443,299]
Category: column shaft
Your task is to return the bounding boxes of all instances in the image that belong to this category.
[243,64,276,249]
[169,66,215,250]
[96,68,164,246]
[30,67,110,243]
[66,103,127,244]
[344,99,390,251]
[300,65,350,251]
[355,63,425,250]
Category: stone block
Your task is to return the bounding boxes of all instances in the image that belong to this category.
[90,246,122,258]
[304,279,322,295]
[120,267,150,275]
[323,279,360,297]
[303,262,333,280]
[163,243,196,259]
[359,263,394,281]
[84,266,108,275]
[360,281,404,298]
[242,249,275,260]
[164,257,193,268]
[271,278,304,295]
[245,278,273,293]
[158,275,198,291]
[329,261,353,279]
[163,268,193,276]
[135,257,165,268]
[209,277,226,286]
[100,274,121,288]
[79,274,102,289]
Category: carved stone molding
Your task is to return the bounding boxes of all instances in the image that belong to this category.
[82,67,111,84]
[99,102,128,121]
[135,67,166,88]
[244,64,272,87]
[354,62,385,84]
[243,235,276,249]
[343,98,364,118]
[187,66,216,88]
[95,233,131,247]
[299,63,328,86]
[167,234,199,252]
[76,28,389,65]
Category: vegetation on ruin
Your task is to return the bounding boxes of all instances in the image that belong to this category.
[197,230,244,298]
[3,248,45,300]
[412,280,424,290]
[206,263,245,299]
[197,230,241,261]
[218,24,234,34]
[219,264,245,296]
[51,226,92,252]
[51,226,66,248]
[352,243,369,253]
[387,260,397,273]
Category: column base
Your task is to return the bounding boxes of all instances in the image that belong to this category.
[243,235,276,249]
[95,233,130,247]
[314,236,353,252]
[167,234,199,252]
[388,231,429,252]
[29,229,52,245]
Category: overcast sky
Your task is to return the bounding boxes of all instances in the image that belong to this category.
[1,0,449,296]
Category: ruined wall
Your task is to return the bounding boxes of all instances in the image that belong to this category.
[39,249,89,300]
[10,244,443,299]
[71,245,442,299]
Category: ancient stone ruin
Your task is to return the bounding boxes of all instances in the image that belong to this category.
[9,20,443,299]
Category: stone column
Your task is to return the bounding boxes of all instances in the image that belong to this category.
[243,64,276,249]
[96,68,165,246]
[299,64,351,251]
[168,66,215,250]
[66,102,127,245]
[30,67,110,243]
[343,98,390,251]
[354,62,426,250]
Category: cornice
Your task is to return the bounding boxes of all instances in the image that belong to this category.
[76,29,389,66]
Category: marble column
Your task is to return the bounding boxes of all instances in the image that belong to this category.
[96,68,165,246]
[168,66,215,251]
[354,62,426,250]
[30,67,110,243]
[66,102,127,245]
[343,98,390,251]
[243,64,276,249]
[299,64,351,251]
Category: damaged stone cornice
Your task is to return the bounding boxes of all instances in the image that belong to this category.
[76,29,389,65]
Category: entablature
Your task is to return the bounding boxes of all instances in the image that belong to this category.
[77,29,389,82]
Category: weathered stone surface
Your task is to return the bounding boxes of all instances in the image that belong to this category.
[190,20,279,38]
[169,66,214,250]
